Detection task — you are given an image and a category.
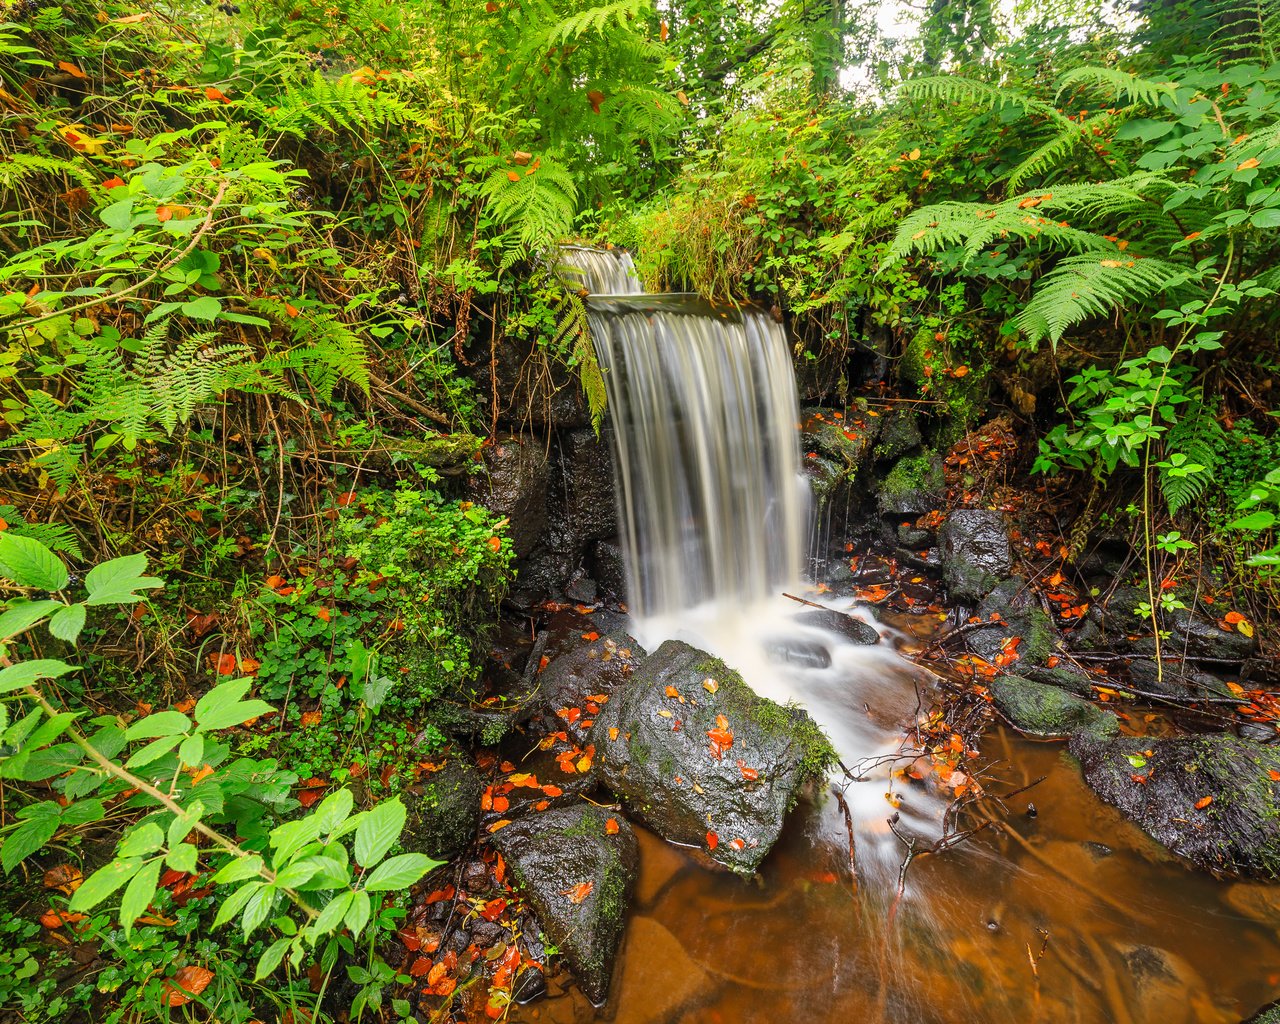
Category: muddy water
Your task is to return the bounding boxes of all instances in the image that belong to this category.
[514,727,1280,1024]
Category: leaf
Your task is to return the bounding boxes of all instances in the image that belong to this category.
[706,831,718,851]
[1230,510,1276,530]
[0,659,77,695]
[126,710,191,741]
[0,534,69,590]
[605,817,619,835]
[70,858,144,911]
[180,296,222,322]
[120,857,161,935]
[2,816,59,873]
[0,600,63,640]
[487,819,512,833]
[47,603,87,643]
[255,937,293,981]
[362,852,439,891]
[165,965,214,1007]
[354,797,406,867]
[204,86,229,103]
[84,553,163,605]
[58,61,87,79]
[560,880,593,903]
[1195,795,1213,809]
[194,678,273,730]
[43,864,83,894]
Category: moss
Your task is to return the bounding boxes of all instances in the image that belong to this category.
[881,451,941,501]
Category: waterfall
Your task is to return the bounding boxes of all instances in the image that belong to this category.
[559,249,806,620]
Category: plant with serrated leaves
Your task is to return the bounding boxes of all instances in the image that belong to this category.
[0,536,439,1012]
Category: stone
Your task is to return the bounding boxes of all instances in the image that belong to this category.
[588,538,628,601]
[489,805,638,1005]
[589,640,835,875]
[403,753,483,860]
[1069,732,1280,879]
[762,635,832,669]
[561,429,617,544]
[530,624,644,744]
[938,509,1013,602]
[876,452,944,518]
[791,608,880,646]
[873,406,923,463]
[989,674,1118,739]
[465,436,551,558]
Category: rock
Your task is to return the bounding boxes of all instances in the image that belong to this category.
[873,407,923,463]
[1127,659,1235,699]
[466,436,551,558]
[800,404,879,470]
[488,805,638,1005]
[403,753,483,859]
[1111,942,1211,1024]
[966,607,1063,668]
[589,640,836,875]
[1225,880,1280,927]
[1069,732,1280,878]
[877,452,944,518]
[989,675,1118,739]
[1165,606,1259,662]
[530,625,644,743]
[791,608,880,646]
[429,663,539,745]
[479,745,600,830]
[1245,1002,1280,1024]
[561,429,617,544]
[1020,663,1095,697]
[938,509,1013,602]
[588,538,628,601]
[897,524,934,548]
[762,635,832,669]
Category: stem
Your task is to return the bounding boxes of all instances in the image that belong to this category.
[22,684,319,920]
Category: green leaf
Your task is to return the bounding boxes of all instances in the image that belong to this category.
[241,883,276,937]
[47,603,87,643]
[83,553,163,606]
[212,854,263,884]
[0,600,63,640]
[194,678,274,731]
[125,710,191,741]
[70,858,144,911]
[120,857,161,934]
[1,816,58,873]
[118,822,164,858]
[178,732,205,767]
[354,798,405,868]
[124,733,183,768]
[0,659,77,695]
[0,534,69,591]
[181,296,222,322]
[101,198,135,231]
[313,788,353,838]
[309,890,353,938]
[274,858,325,889]
[1230,510,1277,531]
[213,879,263,928]
[344,889,372,937]
[362,853,438,892]
[166,842,199,874]
[167,799,205,848]
[1252,208,1280,229]
[256,936,294,981]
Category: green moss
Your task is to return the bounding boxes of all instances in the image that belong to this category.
[881,451,941,501]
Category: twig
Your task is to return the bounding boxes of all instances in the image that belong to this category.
[830,785,858,886]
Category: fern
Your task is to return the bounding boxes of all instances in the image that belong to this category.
[0,153,99,192]
[547,0,650,44]
[1015,253,1195,346]
[1161,411,1224,515]
[1206,0,1280,63]
[0,507,83,558]
[481,158,578,256]
[899,75,1069,126]
[1055,67,1178,107]
[245,71,431,139]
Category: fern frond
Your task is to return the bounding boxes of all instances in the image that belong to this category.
[547,0,649,44]
[1007,113,1115,191]
[481,158,578,255]
[1055,67,1179,107]
[245,71,432,139]
[0,153,98,192]
[1161,411,1223,514]
[898,75,1069,126]
[1015,254,1194,346]
[0,507,83,558]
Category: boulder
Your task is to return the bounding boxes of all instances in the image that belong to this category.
[489,804,638,1005]
[587,538,628,601]
[872,407,923,463]
[876,452,944,518]
[529,625,644,744]
[465,436,550,558]
[403,753,483,859]
[938,509,1013,602]
[989,675,1118,739]
[1069,732,1280,878]
[561,429,617,543]
[791,608,880,646]
[589,640,835,874]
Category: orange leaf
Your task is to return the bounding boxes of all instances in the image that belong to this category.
[541,784,563,797]
[736,760,759,781]
[213,653,238,676]
[487,819,512,833]
[300,710,322,728]
[102,176,125,189]
[165,966,214,1007]
[1225,610,1246,624]
[706,830,718,850]
[605,817,619,835]
[316,607,331,622]
[560,880,593,903]
[58,61,87,79]
[1237,157,1261,171]
[491,795,509,812]
[508,772,539,788]
[40,909,86,929]
[284,302,300,318]
[1269,770,1280,781]
[487,535,502,552]
[1195,795,1213,810]
[409,956,432,977]
[43,864,83,894]
[204,86,229,103]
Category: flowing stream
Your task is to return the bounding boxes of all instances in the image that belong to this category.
[539,248,1280,1024]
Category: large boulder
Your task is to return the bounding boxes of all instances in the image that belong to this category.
[872,407,923,463]
[989,675,1118,739]
[589,640,835,875]
[1069,732,1280,878]
[402,753,484,860]
[938,509,1013,602]
[465,436,550,558]
[876,452,945,518]
[488,804,638,1005]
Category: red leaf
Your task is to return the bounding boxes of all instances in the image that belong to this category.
[706,831,718,851]
[165,966,214,1007]
[605,817,619,835]
[409,956,432,977]
[1195,795,1213,810]
[58,61,87,79]
[560,880,594,903]
[204,86,229,103]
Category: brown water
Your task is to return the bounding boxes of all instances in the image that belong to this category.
[513,726,1280,1024]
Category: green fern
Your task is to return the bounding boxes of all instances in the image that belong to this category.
[245,70,431,139]
[1015,253,1194,346]
[1161,411,1224,515]
[0,153,99,193]
[898,75,1068,125]
[1205,0,1280,63]
[481,158,578,256]
[547,0,650,44]
[1055,67,1178,107]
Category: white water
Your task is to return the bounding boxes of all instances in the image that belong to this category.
[559,247,945,886]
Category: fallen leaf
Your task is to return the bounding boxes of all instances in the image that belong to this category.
[204,86,229,103]
[43,864,83,894]
[487,819,512,833]
[165,966,214,1007]
[706,831,718,851]
[58,61,87,79]
[1195,795,1213,810]
[560,880,593,903]
[605,817,619,835]
[300,710,322,728]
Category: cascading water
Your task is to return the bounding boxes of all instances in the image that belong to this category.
[558,247,945,889]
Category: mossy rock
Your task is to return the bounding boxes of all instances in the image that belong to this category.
[989,674,1118,739]
[489,804,638,1005]
[403,753,484,860]
[876,451,944,517]
[873,407,923,463]
[938,509,1013,602]
[1069,732,1280,879]
[589,640,836,875]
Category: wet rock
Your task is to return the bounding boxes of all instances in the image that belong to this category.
[1245,1001,1280,1024]
[989,675,1118,739]
[403,754,483,859]
[1164,606,1259,663]
[489,804,638,1005]
[563,571,597,606]
[1127,658,1235,699]
[1020,663,1095,697]
[589,640,836,874]
[1111,942,1211,1024]
[479,744,600,830]
[800,404,880,469]
[466,436,550,558]
[877,452,944,518]
[1240,722,1280,744]
[562,429,617,544]
[1069,732,1280,878]
[895,546,943,573]
[938,509,1013,602]
[897,524,935,548]
[966,606,1062,668]
[762,635,832,669]
[792,608,880,646]
[530,625,644,743]
[873,407,923,463]
[429,664,539,745]
[588,538,628,601]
